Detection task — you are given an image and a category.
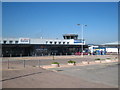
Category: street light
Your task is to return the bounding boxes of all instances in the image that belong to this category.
[77,24,87,57]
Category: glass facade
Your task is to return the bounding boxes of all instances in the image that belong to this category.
[2,44,88,57]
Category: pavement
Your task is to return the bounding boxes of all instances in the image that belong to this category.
[2,55,118,66]
[48,62,118,88]
[1,55,119,88]
[2,66,116,88]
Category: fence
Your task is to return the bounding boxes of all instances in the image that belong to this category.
[2,59,41,69]
[2,54,117,69]
[2,55,80,69]
[2,52,71,57]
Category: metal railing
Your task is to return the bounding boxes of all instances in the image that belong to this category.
[2,59,41,69]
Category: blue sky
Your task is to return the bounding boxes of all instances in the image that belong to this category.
[2,2,118,44]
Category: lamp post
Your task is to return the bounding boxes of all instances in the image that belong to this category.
[77,24,87,57]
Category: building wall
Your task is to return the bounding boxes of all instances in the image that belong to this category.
[0,38,19,44]
[105,48,118,55]
[1,38,85,45]
[89,45,119,55]
[106,48,118,53]
[1,37,87,57]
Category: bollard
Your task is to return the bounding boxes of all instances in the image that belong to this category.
[53,55,54,60]
[23,60,25,68]
[60,53,62,56]
[8,59,9,69]
[20,54,22,57]
[66,53,67,56]
[10,54,12,57]
[38,60,40,68]
[35,53,36,57]
[55,53,56,56]
[48,53,50,56]
[8,54,12,69]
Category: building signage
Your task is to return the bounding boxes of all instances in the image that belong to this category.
[74,40,84,43]
[19,38,30,44]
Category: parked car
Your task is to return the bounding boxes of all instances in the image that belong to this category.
[75,52,88,55]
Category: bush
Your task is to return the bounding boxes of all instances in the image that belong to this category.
[68,60,76,63]
[52,62,59,64]
[106,58,111,59]
[32,65,36,67]
[95,58,101,60]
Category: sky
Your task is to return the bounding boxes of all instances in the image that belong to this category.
[2,2,118,44]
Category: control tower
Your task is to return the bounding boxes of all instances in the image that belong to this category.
[63,34,78,39]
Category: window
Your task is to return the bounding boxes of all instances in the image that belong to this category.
[46,41,48,44]
[63,42,65,44]
[71,36,74,39]
[3,41,7,44]
[54,42,57,44]
[15,41,18,44]
[66,36,70,39]
[67,42,69,44]
[9,41,13,44]
[59,42,61,44]
[50,41,52,44]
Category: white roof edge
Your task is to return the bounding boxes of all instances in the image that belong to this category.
[101,41,120,45]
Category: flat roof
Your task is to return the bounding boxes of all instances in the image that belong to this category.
[63,34,78,36]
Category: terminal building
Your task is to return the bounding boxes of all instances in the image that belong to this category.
[88,41,120,55]
[100,41,120,55]
[1,34,89,57]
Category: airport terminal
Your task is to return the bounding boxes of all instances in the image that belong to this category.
[1,33,119,57]
[1,34,89,57]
